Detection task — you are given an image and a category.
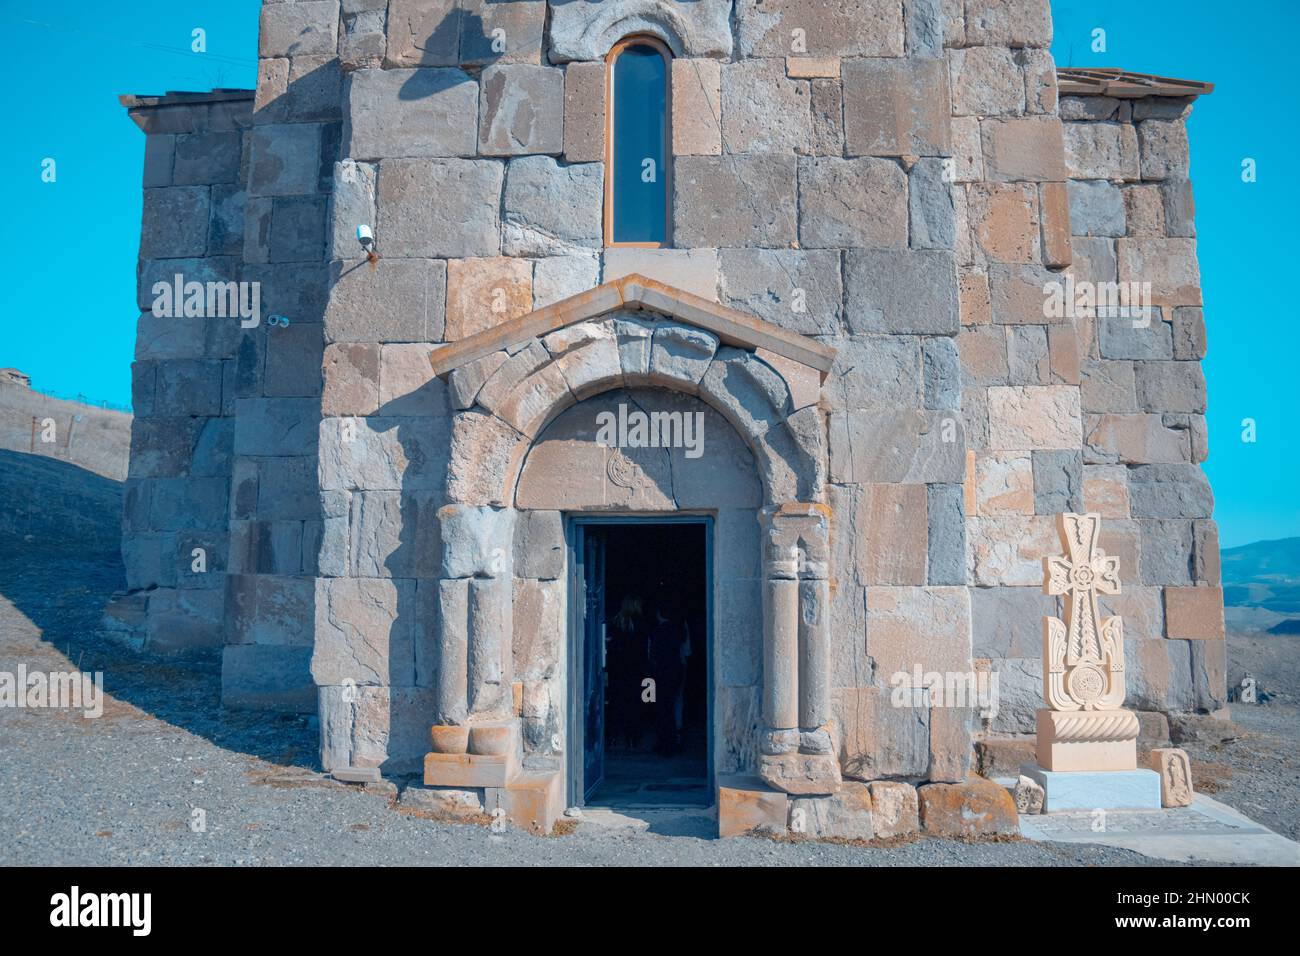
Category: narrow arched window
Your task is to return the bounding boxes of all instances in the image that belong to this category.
[605,37,672,247]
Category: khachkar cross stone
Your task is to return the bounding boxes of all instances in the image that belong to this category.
[1037,513,1140,772]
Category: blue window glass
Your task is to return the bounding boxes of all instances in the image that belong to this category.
[609,41,669,245]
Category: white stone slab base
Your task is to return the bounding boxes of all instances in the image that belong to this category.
[1021,763,1161,812]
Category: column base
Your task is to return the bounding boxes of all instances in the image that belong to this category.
[1035,708,1139,771]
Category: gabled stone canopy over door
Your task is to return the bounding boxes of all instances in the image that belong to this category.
[424,277,847,797]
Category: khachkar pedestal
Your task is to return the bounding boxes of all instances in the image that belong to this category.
[1021,513,1161,812]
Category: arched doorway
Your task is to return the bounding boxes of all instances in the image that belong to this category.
[423,277,838,828]
[516,386,762,805]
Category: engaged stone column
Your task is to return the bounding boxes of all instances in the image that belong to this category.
[762,567,800,731]
[436,505,517,724]
[759,505,841,795]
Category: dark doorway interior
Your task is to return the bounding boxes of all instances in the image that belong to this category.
[573,520,710,808]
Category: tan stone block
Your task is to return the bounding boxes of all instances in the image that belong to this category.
[563,60,604,163]
[379,343,445,410]
[988,385,1082,451]
[1164,586,1224,640]
[973,452,1034,516]
[1147,747,1193,807]
[974,736,1037,777]
[1116,238,1202,309]
[501,768,564,834]
[322,343,379,416]
[759,752,842,795]
[1083,464,1130,517]
[786,56,840,79]
[867,781,919,838]
[1085,413,1190,464]
[672,58,722,156]
[951,117,984,184]
[1124,184,1166,237]
[445,257,533,341]
[918,777,1018,838]
[718,775,789,837]
[1039,182,1072,268]
[960,270,992,326]
[866,586,972,675]
[854,483,928,585]
[968,515,1057,586]
[982,116,1067,183]
[423,749,517,788]
[970,183,1038,264]
[1047,324,1080,385]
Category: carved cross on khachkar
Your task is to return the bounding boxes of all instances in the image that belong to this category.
[1037,513,1140,772]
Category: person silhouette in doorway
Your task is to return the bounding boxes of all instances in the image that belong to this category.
[646,595,689,757]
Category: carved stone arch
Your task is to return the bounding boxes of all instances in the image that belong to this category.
[445,313,825,509]
[548,0,734,61]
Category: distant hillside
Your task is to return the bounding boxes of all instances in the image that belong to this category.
[0,371,131,481]
[1222,537,1300,634]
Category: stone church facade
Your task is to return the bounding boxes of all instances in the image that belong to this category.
[118,0,1223,834]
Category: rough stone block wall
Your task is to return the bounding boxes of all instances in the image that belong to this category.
[1062,90,1225,715]
[953,4,1224,747]
[224,0,346,714]
[121,0,1227,782]
[121,92,252,655]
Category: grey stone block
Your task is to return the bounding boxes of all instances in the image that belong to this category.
[208,184,246,257]
[798,157,908,250]
[843,57,951,157]
[248,123,324,197]
[502,156,603,255]
[721,59,812,154]
[1135,361,1207,414]
[673,155,797,248]
[909,158,956,250]
[1032,449,1083,513]
[1097,316,1174,361]
[905,0,943,56]
[149,477,229,532]
[718,248,841,336]
[154,359,224,416]
[1006,325,1049,384]
[736,0,904,57]
[478,63,564,156]
[222,644,315,713]
[1137,518,1194,585]
[259,0,339,58]
[140,187,211,258]
[927,483,965,586]
[923,337,960,410]
[514,510,565,580]
[173,130,242,186]
[268,196,327,263]
[1128,463,1214,519]
[844,249,959,335]
[233,397,320,457]
[821,335,923,410]
[1067,179,1125,237]
[345,68,479,160]
[971,586,1057,659]
[325,258,446,343]
[376,158,502,258]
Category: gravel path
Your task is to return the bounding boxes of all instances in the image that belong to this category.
[1180,631,1300,843]
[0,541,1257,867]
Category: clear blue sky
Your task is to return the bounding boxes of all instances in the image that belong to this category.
[0,1,1295,547]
